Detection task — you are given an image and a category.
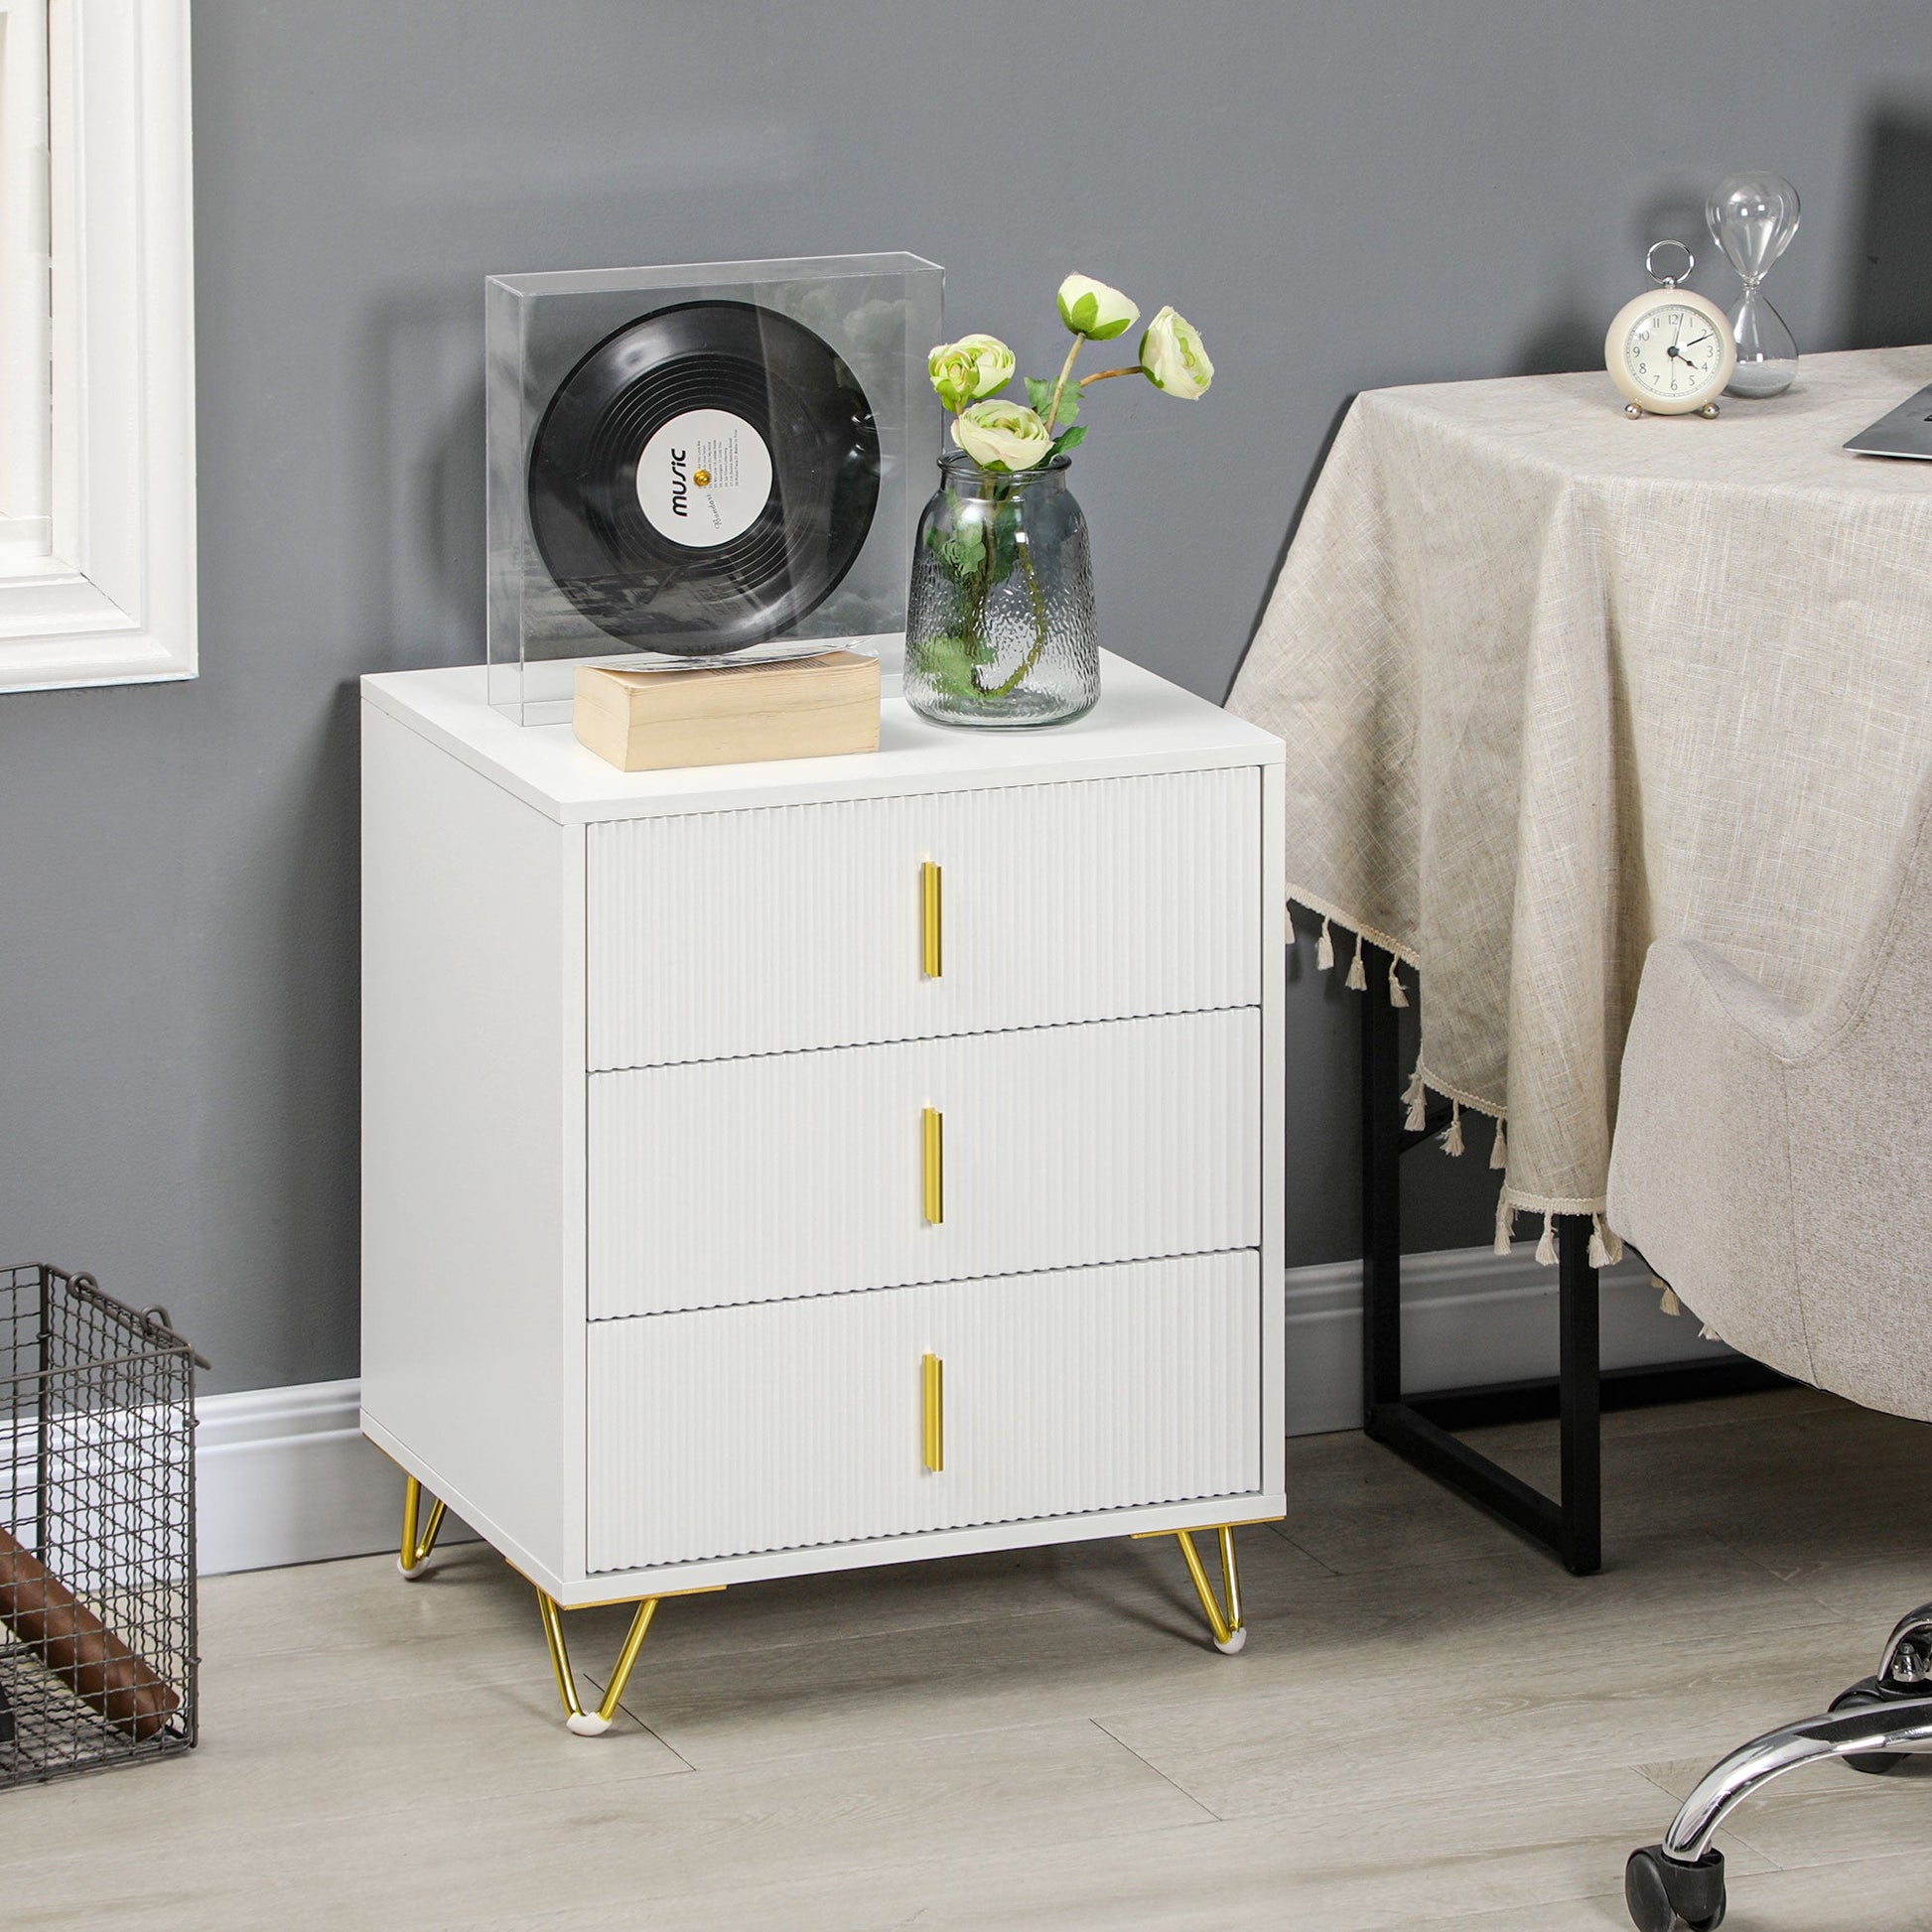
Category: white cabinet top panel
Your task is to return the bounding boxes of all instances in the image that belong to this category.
[360,638,1283,824]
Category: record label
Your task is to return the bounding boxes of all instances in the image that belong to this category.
[634,408,773,549]
[525,298,882,652]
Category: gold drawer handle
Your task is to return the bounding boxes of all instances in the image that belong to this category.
[920,861,943,979]
[922,1352,944,1472]
[921,1106,944,1224]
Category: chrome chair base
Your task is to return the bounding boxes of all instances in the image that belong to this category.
[1626,1601,1932,1930]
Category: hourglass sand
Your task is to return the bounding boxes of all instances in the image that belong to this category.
[1707,172,1801,398]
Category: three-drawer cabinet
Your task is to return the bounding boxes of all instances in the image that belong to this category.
[360,643,1285,1730]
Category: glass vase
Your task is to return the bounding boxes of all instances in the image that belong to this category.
[903,453,1099,728]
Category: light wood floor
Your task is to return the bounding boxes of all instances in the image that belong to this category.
[6,1387,1932,1930]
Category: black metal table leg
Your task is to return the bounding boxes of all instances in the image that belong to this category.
[1360,931,1404,1425]
[1353,939,1783,1575]
[1357,936,1602,1573]
[1558,1204,1602,1574]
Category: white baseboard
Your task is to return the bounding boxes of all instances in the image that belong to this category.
[1282,1240,1733,1437]
[195,1379,474,1578]
[193,1246,1733,1575]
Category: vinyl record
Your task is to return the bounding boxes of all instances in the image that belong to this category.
[526,300,881,653]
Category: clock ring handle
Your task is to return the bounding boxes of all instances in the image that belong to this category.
[1644,239,1696,289]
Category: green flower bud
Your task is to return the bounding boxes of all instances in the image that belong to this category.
[927,334,1017,411]
[1139,306,1213,399]
[1055,273,1140,343]
[950,400,1054,472]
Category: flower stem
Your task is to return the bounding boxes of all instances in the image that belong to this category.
[1044,337,1084,432]
[963,482,1003,696]
[1077,366,1142,386]
[983,523,1052,699]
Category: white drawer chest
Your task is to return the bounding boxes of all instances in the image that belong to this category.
[360,642,1286,1732]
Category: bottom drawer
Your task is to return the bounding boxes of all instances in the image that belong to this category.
[587,1251,1261,1573]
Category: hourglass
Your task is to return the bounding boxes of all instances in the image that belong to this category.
[1706,172,1801,398]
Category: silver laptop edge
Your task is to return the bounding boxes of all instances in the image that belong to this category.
[1845,382,1932,461]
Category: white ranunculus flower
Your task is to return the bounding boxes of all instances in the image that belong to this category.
[927,334,1017,411]
[1055,273,1140,342]
[1139,306,1214,399]
[951,400,1054,472]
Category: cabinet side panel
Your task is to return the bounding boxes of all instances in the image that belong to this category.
[360,703,577,1574]
[1259,757,1287,1498]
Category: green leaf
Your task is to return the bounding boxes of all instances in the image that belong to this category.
[912,633,994,700]
[1026,377,1078,430]
[1048,424,1088,459]
[942,521,986,580]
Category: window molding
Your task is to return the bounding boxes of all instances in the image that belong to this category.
[0,0,52,550]
[0,0,196,693]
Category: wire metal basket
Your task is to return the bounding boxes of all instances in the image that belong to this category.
[2,1264,201,1787]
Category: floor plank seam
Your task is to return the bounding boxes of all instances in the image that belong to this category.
[1260,1519,1341,1575]
[1087,1716,1226,1822]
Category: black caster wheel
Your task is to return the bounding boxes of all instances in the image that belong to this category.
[1829,1678,1912,1777]
[1625,1844,1725,1931]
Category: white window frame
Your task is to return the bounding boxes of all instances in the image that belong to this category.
[0,0,195,692]
[0,0,52,555]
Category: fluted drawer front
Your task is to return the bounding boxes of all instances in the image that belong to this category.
[586,767,1259,1071]
[588,1008,1259,1319]
[586,1251,1260,1573]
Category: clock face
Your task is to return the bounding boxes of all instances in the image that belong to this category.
[1621,302,1725,401]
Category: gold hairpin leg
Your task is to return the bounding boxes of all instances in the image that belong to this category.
[1137,1525,1247,1654]
[397,1475,447,1580]
[535,1589,662,1737]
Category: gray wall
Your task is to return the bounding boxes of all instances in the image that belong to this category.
[2,0,1928,1394]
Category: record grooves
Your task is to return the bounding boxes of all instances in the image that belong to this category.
[526,300,881,653]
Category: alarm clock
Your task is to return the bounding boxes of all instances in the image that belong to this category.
[1604,241,1736,418]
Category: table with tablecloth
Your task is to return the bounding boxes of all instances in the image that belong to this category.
[1230,345,1932,1254]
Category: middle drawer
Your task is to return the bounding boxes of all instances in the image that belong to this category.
[588,1007,1260,1319]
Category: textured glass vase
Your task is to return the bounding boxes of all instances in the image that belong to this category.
[903,453,1099,729]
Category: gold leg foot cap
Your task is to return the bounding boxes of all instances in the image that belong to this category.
[565,1712,614,1737]
[398,1477,447,1580]
[1212,1625,1247,1655]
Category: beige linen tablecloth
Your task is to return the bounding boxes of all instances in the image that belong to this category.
[1231,345,1932,1248]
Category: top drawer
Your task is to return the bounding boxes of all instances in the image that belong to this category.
[587,766,1260,1070]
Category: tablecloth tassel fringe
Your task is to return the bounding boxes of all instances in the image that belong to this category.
[1587,1214,1624,1269]
[1699,1322,1723,1343]
[1441,1101,1464,1157]
[1345,933,1367,991]
[1653,1276,1682,1317]
[1404,1061,1429,1132]
[1535,1211,1559,1267]
[1489,1117,1508,1170]
[1493,1193,1517,1256]
[1315,917,1334,971]
[1387,957,1408,1007]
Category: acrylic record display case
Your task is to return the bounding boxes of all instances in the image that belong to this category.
[486,253,943,724]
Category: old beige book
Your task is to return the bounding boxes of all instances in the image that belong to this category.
[572,651,881,772]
